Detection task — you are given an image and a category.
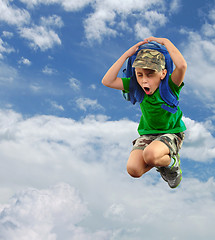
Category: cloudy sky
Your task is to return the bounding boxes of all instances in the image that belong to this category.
[1,0,215,239]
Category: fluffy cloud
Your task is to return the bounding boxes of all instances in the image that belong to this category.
[2,31,14,38]
[19,24,61,51]
[40,15,63,28]
[76,97,104,111]
[30,84,41,92]
[0,109,138,206]
[0,0,175,50]
[18,0,168,42]
[69,77,81,91]
[84,7,118,43]
[134,22,152,41]
[1,180,215,240]
[0,183,110,240]
[18,57,31,66]
[0,0,30,26]
[182,117,215,162]
[42,65,57,75]
[0,38,15,58]
[0,1,63,52]
[181,7,215,107]
[19,0,92,11]
[169,0,181,13]
[83,0,166,42]
[144,10,167,26]
[0,62,18,83]
[18,15,63,51]
[49,100,65,111]
[0,109,215,239]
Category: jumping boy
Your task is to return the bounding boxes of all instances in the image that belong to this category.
[102,37,187,188]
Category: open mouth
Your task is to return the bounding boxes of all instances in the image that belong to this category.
[144,87,151,95]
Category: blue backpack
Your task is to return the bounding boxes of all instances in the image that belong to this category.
[122,41,179,114]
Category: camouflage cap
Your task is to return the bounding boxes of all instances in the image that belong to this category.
[132,49,165,72]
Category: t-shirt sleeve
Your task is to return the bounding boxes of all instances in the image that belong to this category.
[168,74,184,99]
[121,77,130,93]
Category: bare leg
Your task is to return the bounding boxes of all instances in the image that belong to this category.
[127,149,153,178]
[143,140,171,167]
[127,140,171,178]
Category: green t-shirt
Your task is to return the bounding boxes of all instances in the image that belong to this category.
[122,75,186,135]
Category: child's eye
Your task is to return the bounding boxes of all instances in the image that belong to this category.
[147,72,154,77]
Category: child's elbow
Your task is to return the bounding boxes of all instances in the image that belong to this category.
[177,61,187,75]
[102,78,108,87]
[102,77,114,87]
[180,61,187,72]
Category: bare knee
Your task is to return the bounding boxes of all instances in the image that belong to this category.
[127,164,142,178]
[126,149,152,178]
[143,148,157,166]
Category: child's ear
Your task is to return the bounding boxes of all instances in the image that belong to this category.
[160,69,167,80]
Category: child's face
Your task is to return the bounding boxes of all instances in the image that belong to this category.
[135,68,167,95]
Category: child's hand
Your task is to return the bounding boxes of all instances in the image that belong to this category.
[125,41,145,58]
[144,36,166,45]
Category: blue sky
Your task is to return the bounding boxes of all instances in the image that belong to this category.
[1,0,215,239]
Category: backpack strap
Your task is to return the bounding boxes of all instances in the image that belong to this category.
[122,53,144,104]
[161,104,178,114]
[159,50,179,114]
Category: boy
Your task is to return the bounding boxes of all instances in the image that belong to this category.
[102,37,187,188]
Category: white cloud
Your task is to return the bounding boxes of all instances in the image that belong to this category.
[30,84,41,92]
[0,62,17,83]
[76,97,104,111]
[50,101,64,111]
[1,0,172,45]
[61,0,93,12]
[0,109,215,239]
[19,0,92,11]
[0,38,15,58]
[18,57,31,66]
[2,31,14,38]
[201,22,215,37]
[182,117,215,162]
[89,84,96,90]
[1,179,215,240]
[19,25,61,51]
[83,0,165,42]
[17,0,164,43]
[0,3,63,52]
[0,0,30,26]
[42,65,56,75]
[144,10,167,26]
[208,9,215,22]
[169,0,181,13]
[134,9,167,40]
[84,8,118,43]
[0,0,183,48]
[0,109,138,204]
[40,15,64,28]
[104,203,126,219]
[180,8,215,107]
[134,22,152,40]
[0,183,111,240]
[69,77,81,90]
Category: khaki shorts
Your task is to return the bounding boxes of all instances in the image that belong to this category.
[132,132,185,158]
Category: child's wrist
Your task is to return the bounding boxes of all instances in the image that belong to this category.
[162,38,170,46]
[122,52,130,60]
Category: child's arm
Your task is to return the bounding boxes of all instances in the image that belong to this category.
[144,37,187,87]
[102,41,145,90]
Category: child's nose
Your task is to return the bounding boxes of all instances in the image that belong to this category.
[142,77,148,83]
